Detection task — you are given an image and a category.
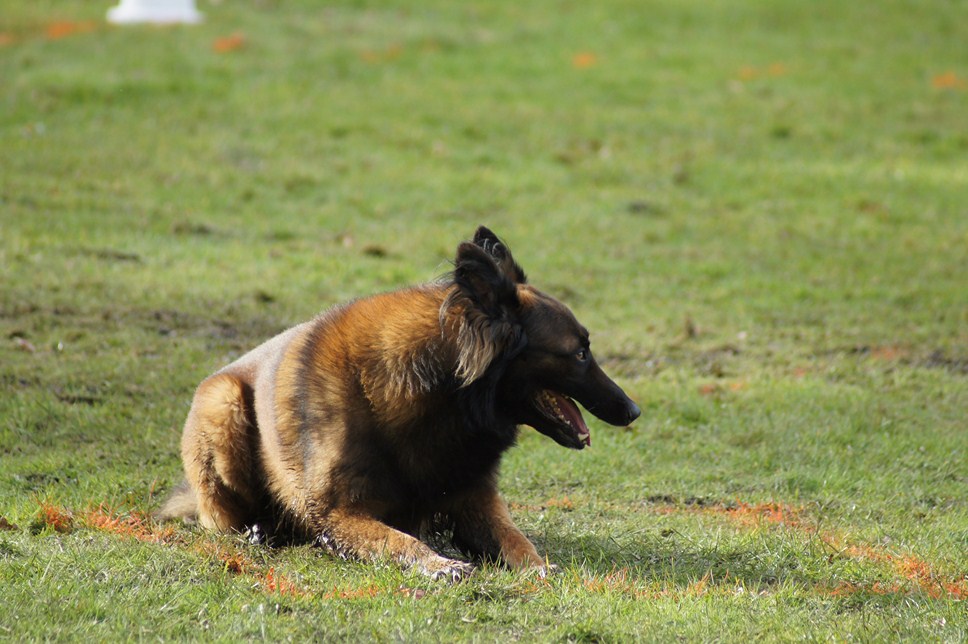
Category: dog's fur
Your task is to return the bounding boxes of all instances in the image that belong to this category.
[158,227,640,580]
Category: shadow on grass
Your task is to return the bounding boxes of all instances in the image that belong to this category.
[539,529,815,590]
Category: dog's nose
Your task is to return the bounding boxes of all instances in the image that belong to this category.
[626,401,641,424]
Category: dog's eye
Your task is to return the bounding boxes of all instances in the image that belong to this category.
[576,349,589,362]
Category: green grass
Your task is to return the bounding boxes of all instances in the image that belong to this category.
[2,0,967,639]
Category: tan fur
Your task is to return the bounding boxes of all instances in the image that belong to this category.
[160,286,494,578]
[158,228,640,581]
[179,373,259,532]
[441,282,518,386]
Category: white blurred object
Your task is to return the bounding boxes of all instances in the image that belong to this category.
[107,0,203,24]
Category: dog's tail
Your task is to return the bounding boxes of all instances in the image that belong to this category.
[154,480,198,524]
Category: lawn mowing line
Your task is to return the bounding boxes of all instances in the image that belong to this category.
[569,557,965,603]
[33,501,311,599]
[818,537,968,601]
[32,501,433,602]
[32,500,966,602]
[645,499,968,601]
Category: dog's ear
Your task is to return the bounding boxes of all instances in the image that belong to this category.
[472,226,527,284]
[447,242,525,385]
[454,242,519,317]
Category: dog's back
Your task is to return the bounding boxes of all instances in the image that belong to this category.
[159,285,464,529]
[159,227,639,580]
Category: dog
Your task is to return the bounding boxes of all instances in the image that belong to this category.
[158,226,640,580]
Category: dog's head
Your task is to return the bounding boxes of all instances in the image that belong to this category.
[446,226,640,449]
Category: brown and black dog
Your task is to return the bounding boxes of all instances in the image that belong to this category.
[159,227,640,580]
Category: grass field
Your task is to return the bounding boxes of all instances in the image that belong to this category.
[2,0,967,640]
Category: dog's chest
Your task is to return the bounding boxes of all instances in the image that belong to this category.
[392,421,515,501]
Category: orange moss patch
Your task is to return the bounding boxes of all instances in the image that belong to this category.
[83,505,180,545]
[725,501,805,530]
[942,578,968,600]
[932,71,967,90]
[868,345,909,361]
[685,573,713,597]
[656,499,807,531]
[698,383,720,397]
[546,496,574,510]
[213,33,246,53]
[192,541,256,575]
[520,576,552,595]
[824,580,902,597]
[0,20,97,45]
[822,575,968,600]
[197,543,314,598]
[46,21,97,40]
[359,44,404,64]
[572,52,598,69]
[737,66,758,81]
[699,381,748,397]
[767,63,787,76]
[831,541,968,600]
[737,63,788,81]
[222,551,251,574]
[840,542,890,563]
[261,567,309,598]
[34,501,317,599]
[83,503,308,598]
[650,498,967,600]
[583,568,633,594]
[37,502,74,533]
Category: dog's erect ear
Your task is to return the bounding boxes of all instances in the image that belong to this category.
[454,242,519,317]
[472,226,527,284]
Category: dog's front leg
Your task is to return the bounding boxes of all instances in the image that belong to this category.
[313,508,473,582]
[450,485,548,574]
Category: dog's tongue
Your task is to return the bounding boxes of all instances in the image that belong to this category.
[551,392,591,447]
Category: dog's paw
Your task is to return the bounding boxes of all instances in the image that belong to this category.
[421,557,475,583]
[525,562,558,580]
[244,523,269,546]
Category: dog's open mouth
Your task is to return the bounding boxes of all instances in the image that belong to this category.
[534,390,590,448]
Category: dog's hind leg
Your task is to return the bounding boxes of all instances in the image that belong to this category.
[179,373,260,533]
